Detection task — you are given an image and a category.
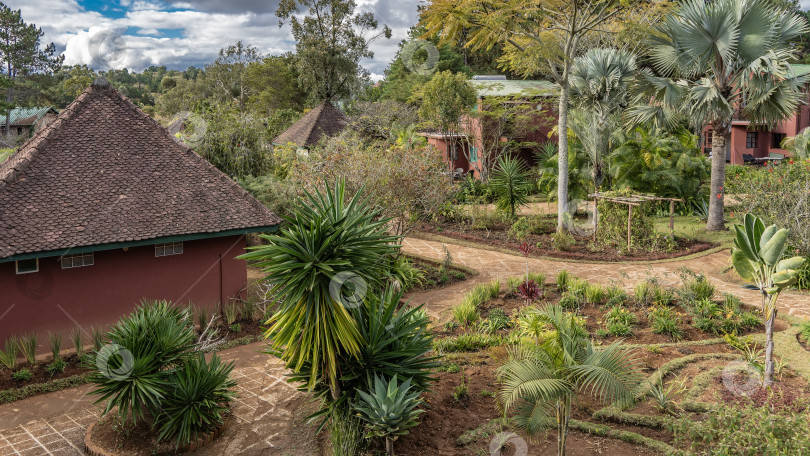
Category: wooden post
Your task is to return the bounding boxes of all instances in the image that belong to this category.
[669,200,675,235]
[627,204,633,250]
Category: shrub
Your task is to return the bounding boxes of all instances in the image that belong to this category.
[12,369,32,382]
[670,403,810,455]
[18,334,37,365]
[649,306,684,341]
[800,321,810,343]
[222,303,239,325]
[328,406,366,456]
[605,286,628,306]
[90,327,105,351]
[595,189,677,252]
[508,216,531,241]
[633,281,653,306]
[0,339,17,370]
[453,300,479,327]
[45,359,67,377]
[229,323,241,333]
[585,283,606,305]
[156,353,237,447]
[528,272,546,286]
[607,322,633,337]
[453,375,469,402]
[506,276,522,293]
[605,307,638,327]
[559,292,582,310]
[479,309,512,334]
[390,256,426,292]
[680,275,715,303]
[551,231,576,251]
[353,375,424,456]
[556,270,571,291]
[653,287,674,306]
[649,376,687,416]
[240,299,256,322]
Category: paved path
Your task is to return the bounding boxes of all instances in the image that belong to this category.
[0,344,319,456]
[403,237,810,321]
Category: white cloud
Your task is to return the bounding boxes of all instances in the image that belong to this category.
[8,0,418,76]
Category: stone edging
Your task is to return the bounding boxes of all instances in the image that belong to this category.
[84,413,231,456]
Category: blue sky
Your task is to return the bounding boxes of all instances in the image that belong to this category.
[9,0,419,79]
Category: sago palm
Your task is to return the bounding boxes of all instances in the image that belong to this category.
[629,0,808,230]
[240,180,400,399]
[498,304,643,456]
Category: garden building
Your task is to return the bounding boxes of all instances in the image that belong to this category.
[0,77,281,342]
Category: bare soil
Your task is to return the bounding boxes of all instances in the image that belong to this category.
[0,353,88,390]
[416,220,716,262]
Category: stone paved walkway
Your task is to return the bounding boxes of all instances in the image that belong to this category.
[0,344,318,456]
[403,237,810,321]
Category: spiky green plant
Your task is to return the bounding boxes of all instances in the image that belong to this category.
[731,213,804,386]
[490,154,533,218]
[498,304,643,456]
[222,303,239,325]
[239,180,399,400]
[70,328,84,357]
[18,334,37,365]
[556,270,570,291]
[0,339,18,370]
[353,375,425,456]
[48,333,62,362]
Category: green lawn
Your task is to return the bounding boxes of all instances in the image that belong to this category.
[654,215,736,249]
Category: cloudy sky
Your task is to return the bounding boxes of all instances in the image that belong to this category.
[8,0,420,80]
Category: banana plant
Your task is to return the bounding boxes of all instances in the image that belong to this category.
[731,213,804,386]
[353,375,424,456]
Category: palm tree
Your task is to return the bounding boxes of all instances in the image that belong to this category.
[490,155,534,218]
[570,48,636,191]
[239,180,400,400]
[498,304,642,456]
[629,0,808,230]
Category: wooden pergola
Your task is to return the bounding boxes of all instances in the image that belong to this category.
[589,193,684,249]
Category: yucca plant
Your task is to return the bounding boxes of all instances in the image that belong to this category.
[88,301,195,425]
[157,353,237,447]
[18,334,37,365]
[732,213,804,385]
[490,154,533,218]
[353,375,425,456]
[240,180,399,400]
[649,375,687,416]
[0,339,18,371]
[498,304,643,456]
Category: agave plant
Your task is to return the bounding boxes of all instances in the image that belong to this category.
[353,375,424,456]
[498,304,643,456]
[240,180,400,400]
[731,213,804,385]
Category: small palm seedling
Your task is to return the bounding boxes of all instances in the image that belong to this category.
[0,339,18,371]
[18,334,37,365]
[70,328,84,357]
[48,332,62,362]
[649,376,688,416]
[354,375,424,456]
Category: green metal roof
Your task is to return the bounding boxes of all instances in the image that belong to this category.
[471,79,557,97]
[0,107,57,126]
[790,64,810,77]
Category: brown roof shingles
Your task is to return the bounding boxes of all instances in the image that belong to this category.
[273,100,349,147]
[0,77,281,261]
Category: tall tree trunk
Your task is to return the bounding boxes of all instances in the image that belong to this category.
[557,80,570,233]
[764,302,777,387]
[557,396,571,456]
[707,128,728,231]
[385,436,394,456]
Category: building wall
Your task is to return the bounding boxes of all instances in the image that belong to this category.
[0,235,248,345]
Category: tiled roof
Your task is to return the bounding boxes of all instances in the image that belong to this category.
[471,79,557,97]
[0,107,58,126]
[273,100,349,147]
[0,77,281,261]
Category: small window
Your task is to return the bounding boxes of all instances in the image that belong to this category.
[61,252,94,269]
[16,127,22,135]
[746,132,758,149]
[771,133,786,149]
[470,146,478,163]
[15,258,38,274]
[155,242,183,257]
[705,130,713,147]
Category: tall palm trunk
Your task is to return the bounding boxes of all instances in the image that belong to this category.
[707,128,728,231]
[763,292,777,387]
[557,80,570,232]
[557,396,571,456]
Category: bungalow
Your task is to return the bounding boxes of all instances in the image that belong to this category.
[0,77,281,343]
[700,64,810,164]
[0,107,59,143]
[273,100,349,149]
[421,76,558,179]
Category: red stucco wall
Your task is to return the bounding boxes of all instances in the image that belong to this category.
[0,235,248,345]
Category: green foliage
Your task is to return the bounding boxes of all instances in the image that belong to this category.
[389,256,426,292]
[479,308,512,334]
[490,155,534,218]
[328,406,366,456]
[353,375,424,452]
[670,403,810,456]
[222,303,239,325]
[0,339,18,371]
[551,230,576,251]
[91,327,105,352]
[507,216,531,241]
[70,329,83,357]
[596,189,676,252]
[649,306,684,341]
[633,281,653,307]
[414,70,476,136]
[240,181,399,395]
[237,175,300,217]
[12,369,32,382]
[156,353,237,447]
[648,376,687,416]
[605,307,638,327]
[556,270,570,291]
[0,148,14,164]
[497,304,643,439]
[585,283,606,305]
[800,321,810,343]
[453,375,469,402]
[88,301,196,425]
[193,109,271,179]
[45,359,67,377]
[18,334,37,365]
[48,333,61,361]
[607,322,633,337]
[229,323,241,333]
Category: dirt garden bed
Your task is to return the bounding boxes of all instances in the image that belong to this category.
[414,219,716,262]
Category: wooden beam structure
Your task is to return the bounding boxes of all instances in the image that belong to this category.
[589,193,684,250]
